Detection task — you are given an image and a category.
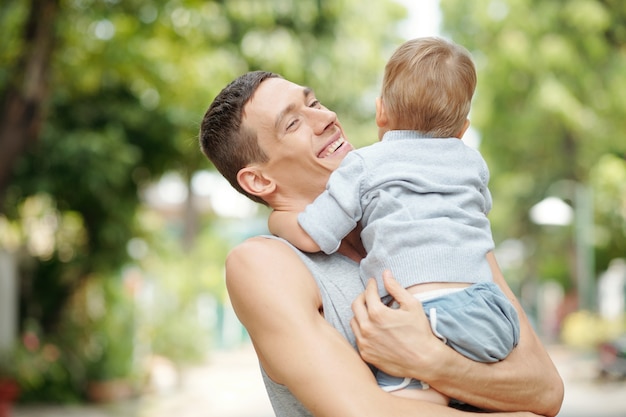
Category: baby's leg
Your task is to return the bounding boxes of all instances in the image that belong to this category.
[390,387,449,406]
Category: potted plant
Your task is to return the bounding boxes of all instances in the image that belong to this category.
[80,278,141,403]
[0,351,20,417]
[84,325,137,403]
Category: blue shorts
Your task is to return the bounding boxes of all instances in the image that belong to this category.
[377,281,520,392]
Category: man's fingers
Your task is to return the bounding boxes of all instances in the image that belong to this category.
[349,316,362,340]
[382,270,421,310]
[350,286,372,342]
[351,291,366,321]
[364,278,381,305]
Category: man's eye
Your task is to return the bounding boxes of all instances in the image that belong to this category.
[309,100,321,108]
[286,119,298,131]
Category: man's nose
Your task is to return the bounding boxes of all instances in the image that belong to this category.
[312,107,337,135]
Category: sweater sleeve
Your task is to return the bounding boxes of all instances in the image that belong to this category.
[478,153,492,215]
[298,153,366,254]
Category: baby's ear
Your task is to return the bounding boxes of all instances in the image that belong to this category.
[375,97,389,128]
[237,165,276,198]
[456,119,471,139]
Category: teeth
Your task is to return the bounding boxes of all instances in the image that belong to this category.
[324,137,344,157]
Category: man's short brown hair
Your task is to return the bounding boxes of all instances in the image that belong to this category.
[199,71,281,205]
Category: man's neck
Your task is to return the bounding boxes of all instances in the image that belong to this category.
[269,188,323,214]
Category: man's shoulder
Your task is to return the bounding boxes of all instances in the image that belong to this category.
[228,235,290,260]
[227,235,318,274]
[226,235,323,307]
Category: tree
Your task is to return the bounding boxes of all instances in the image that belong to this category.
[1,0,407,355]
[440,0,626,294]
[0,0,59,208]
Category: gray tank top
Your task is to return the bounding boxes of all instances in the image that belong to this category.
[259,236,365,416]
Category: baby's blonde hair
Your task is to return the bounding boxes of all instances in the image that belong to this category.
[381,37,476,137]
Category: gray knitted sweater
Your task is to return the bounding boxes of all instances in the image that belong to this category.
[298,131,495,298]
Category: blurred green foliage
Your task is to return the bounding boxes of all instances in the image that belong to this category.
[0,0,407,402]
[2,0,625,403]
[441,0,626,292]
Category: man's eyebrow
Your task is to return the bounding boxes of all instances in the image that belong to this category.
[274,87,313,129]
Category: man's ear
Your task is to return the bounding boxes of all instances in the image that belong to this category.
[237,166,276,198]
[375,97,389,128]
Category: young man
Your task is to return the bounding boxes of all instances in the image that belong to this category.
[267,37,520,404]
[199,71,563,417]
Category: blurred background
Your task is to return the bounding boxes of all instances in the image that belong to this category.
[0,0,625,416]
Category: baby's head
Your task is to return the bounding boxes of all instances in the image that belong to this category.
[378,37,476,138]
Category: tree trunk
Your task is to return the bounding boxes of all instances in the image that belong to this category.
[0,0,59,210]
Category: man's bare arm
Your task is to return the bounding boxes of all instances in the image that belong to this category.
[431,252,563,415]
[351,257,564,417]
[226,238,543,417]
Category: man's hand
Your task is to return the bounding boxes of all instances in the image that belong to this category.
[350,270,446,380]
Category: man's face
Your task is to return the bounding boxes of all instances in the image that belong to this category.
[243,77,354,209]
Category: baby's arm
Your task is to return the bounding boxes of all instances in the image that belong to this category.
[268,210,321,253]
[271,153,364,255]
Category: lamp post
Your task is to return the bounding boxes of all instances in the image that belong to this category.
[529,181,595,311]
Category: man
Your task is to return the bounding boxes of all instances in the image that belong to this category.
[199,71,563,417]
